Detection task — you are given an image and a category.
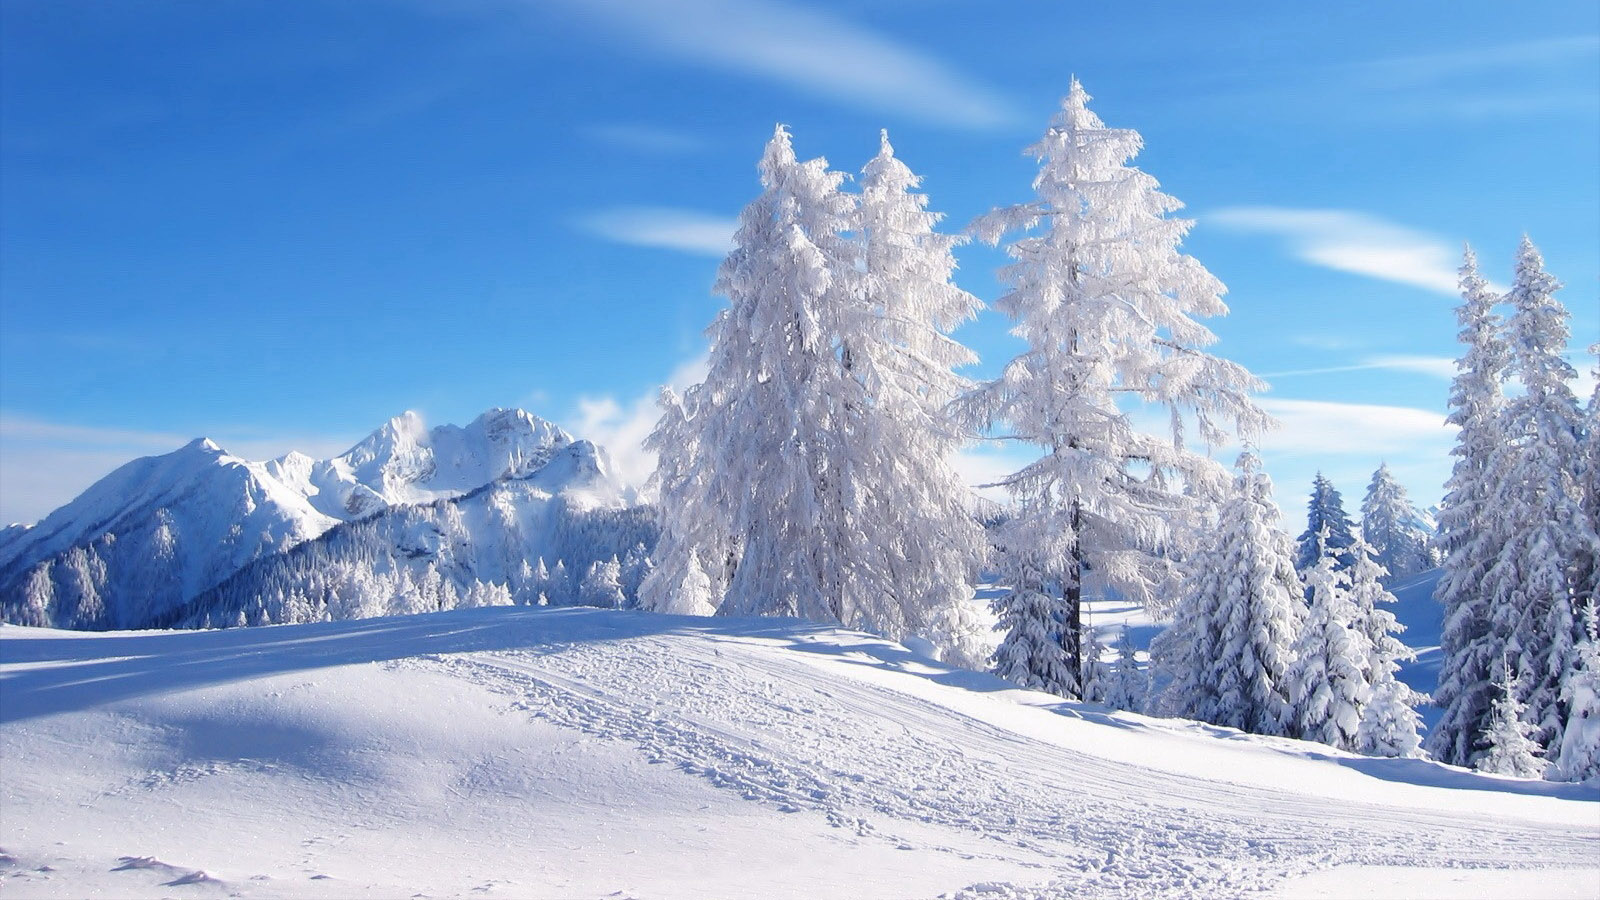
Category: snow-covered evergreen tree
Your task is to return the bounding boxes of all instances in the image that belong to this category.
[1431,244,1511,767]
[1360,678,1426,759]
[1080,624,1109,703]
[1478,237,1591,763]
[620,543,651,608]
[1347,535,1425,756]
[991,554,1078,695]
[1295,474,1357,572]
[1552,600,1600,782]
[965,80,1268,695]
[580,556,626,609]
[1159,452,1299,737]
[1359,464,1432,581]
[654,126,861,628]
[1288,536,1368,749]
[640,387,731,616]
[1476,658,1545,778]
[647,128,989,663]
[548,559,572,606]
[1103,626,1147,713]
[829,130,988,664]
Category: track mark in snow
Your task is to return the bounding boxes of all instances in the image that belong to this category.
[407,635,1597,899]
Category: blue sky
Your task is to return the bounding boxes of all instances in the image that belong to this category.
[2,0,1596,525]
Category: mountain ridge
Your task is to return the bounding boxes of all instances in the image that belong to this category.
[0,408,635,630]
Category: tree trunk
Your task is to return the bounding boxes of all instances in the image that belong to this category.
[1063,499,1083,697]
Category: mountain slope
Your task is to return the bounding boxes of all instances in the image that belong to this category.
[1,607,1594,899]
[0,409,599,630]
[167,440,655,628]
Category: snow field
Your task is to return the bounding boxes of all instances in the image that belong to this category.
[3,606,1596,899]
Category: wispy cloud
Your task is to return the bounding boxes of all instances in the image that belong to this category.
[577,207,737,257]
[579,123,704,154]
[1209,207,1491,296]
[567,354,709,493]
[1249,397,1460,513]
[0,414,360,526]
[1350,35,1600,86]
[1256,398,1453,457]
[549,0,1017,129]
[1263,354,1457,380]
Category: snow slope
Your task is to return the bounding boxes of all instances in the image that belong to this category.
[0,409,596,630]
[3,607,1594,899]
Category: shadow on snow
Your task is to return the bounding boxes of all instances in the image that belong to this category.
[1,604,1592,803]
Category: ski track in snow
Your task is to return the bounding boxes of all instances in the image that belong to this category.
[411,633,1594,899]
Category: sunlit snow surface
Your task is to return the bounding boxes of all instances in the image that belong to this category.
[2,607,1595,899]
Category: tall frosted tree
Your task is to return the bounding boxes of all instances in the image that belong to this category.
[647,127,987,663]
[1479,237,1591,762]
[964,79,1269,696]
[1430,245,1510,766]
[654,125,858,627]
[1288,535,1368,749]
[837,130,988,666]
[1295,474,1357,572]
[1158,453,1300,737]
[1359,463,1432,581]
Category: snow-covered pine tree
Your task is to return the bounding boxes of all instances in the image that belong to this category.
[1158,452,1300,736]
[1288,533,1368,749]
[652,126,860,627]
[1476,657,1545,778]
[580,556,626,609]
[1359,464,1432,581]
[1430,244,1511,767]
[1104,626,1147,713]
[965,79,1269,696]
[828,130,988,665]
[1479,237,1592,763]
[640,387,728,616]
[1360,678,1426,759]
[514,558,539,605]
[1080,623,1109,703]
[620,543,651,608]
[1553,600,1600,781]
[548,559,572,606]
[991,553,1078,695]
[1295,474,1358,572]
[1347,534,1425,756]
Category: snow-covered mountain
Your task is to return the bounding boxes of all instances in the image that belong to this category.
[0,409,630,630]
[2,606,1595,898]
[165,440,657,629]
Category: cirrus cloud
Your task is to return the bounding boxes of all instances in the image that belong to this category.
[576,207,737,257]
[547,0,1018,130]
[1208,207,1501,296]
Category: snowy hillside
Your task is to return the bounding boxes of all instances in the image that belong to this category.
[2,606,1594,900]
[0,409,608,630]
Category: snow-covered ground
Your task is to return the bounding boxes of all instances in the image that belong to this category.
[2,607,1595,899]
